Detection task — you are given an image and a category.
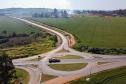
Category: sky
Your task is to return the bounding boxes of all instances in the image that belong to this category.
[0,0,126,10]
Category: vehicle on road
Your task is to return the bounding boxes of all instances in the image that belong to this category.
[49,58,61,63]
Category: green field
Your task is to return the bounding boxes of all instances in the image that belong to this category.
[70,67,126,84]
[48,63,87,71]
[3,38,54,59]
[0,16,40,34]
[15,69,29,84]
[32,16,126,48]
[0,16,55,58]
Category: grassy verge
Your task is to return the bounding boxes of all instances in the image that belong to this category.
[69,67,126,84]
[30,57,43,61]
[41,74,57,82]
[97,62,110,65]
[48,63,87,71]
[57,49,70,53]
[15,69,29,84]
[53,55,82,59]
[3,38,54,59]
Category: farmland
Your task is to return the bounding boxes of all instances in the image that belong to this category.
[32,16,126,48]
[0,16,40,34]
[0,16,55,58]
[70,67,126,84]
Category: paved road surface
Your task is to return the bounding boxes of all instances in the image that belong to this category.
[10,16,126,84]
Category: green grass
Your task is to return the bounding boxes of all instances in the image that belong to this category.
[15,69,29,84]
[32,16,126,48]
[53,55,82,59]
[97,62,110,65]
[3,38,54,59]
[70,67,126,84]
[41,74,57,82]
[0,16,55,58]
[48,63,87,71]
[0,16,40,34]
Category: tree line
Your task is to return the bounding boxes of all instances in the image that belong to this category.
[32,8,68,18]
[0,30,57,49]
[74,9,126,17]
[73,38,126,55]
[0,52,16,84]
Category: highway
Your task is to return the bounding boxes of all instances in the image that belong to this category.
[11,16,126,84]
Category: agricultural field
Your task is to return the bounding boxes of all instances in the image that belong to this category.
[0,16,55,58]
[0,16,40,34]
[69,67,126,84]
[32,16,126,48]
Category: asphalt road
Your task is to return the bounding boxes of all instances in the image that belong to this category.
[16,66,41,84]
[10,16,126,84]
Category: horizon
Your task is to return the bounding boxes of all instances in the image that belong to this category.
[0,7,126,11]
[0,0,126,10]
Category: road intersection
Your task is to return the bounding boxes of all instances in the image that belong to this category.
[11,17,126,84]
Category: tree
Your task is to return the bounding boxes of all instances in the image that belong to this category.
[53,8,59,18]
[0,51,16,84]
[74,10,82,14]
[32,13,39,18]
[12,32,17,37]
[2,30,7,35]
[61,10,68,18]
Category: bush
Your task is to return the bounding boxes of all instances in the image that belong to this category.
[74,43,126,55]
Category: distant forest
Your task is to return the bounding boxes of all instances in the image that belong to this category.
[0,8,126,17]
[74,9,126,16]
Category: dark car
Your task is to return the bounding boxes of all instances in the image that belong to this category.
[49,58,60,63]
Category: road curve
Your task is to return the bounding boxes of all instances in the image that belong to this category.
[10,16,126,84]
[16,66,41,84]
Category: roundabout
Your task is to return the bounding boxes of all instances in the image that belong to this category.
[11,16,126,84]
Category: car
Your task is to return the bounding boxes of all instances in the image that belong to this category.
[49,58,60,63]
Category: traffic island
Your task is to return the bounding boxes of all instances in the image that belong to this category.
[48,63,88,71]
[53,55,82,59]
[15,69,29,84]
[97,62,110,65]
[41,74,57,82]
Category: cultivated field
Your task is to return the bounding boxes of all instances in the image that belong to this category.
[0,16,54,58]
[0,16,40,34]
[33,16,126,48]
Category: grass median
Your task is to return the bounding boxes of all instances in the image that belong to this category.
[53,55,82,59]
[48,63,87,71]
[41,74,57,82]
